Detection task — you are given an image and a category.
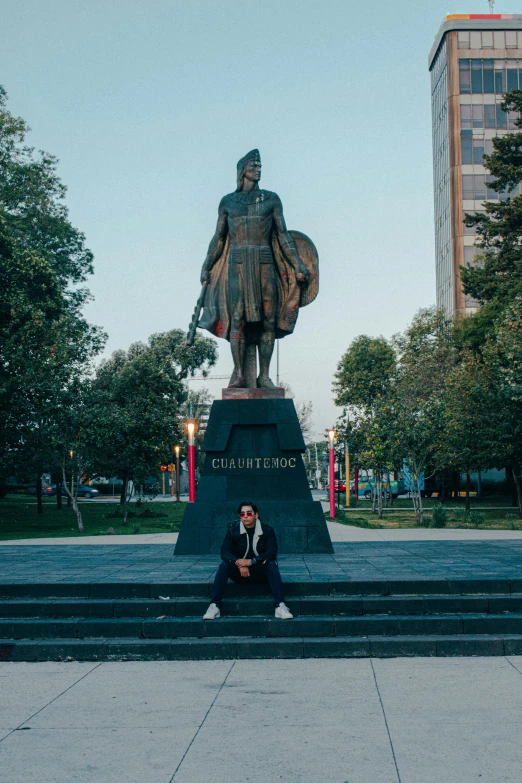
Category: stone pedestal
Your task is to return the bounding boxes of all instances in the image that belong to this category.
[174,398,333,555]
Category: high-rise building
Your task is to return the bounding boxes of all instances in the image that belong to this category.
[429,14,522,317]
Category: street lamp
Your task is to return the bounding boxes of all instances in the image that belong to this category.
[187,422,196,503]
[328,429,336,519]
[174,445,180,501]
[69,450,74,500]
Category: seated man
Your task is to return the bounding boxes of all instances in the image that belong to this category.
[203,501,293,620]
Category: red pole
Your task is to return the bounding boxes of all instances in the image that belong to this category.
[187,423,196,503]
[328,430,336,519]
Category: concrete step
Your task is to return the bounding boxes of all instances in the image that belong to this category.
[2,578,522,600]
[2,633,522,662]
[1,594,522,618]
[2,614,522,640]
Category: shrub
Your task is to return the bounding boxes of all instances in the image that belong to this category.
[452,507,469,525]
[469,510,485,526]
[430,503,447,528]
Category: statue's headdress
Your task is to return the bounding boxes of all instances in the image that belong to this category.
[236,149,261,190]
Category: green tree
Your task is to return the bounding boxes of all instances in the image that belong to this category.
[333,335,396,409]
[0,86,104,483]
[85,330,217,520]
[438,353,491,511]
[393,308,455,524]
[333,335,397,518]
[481,297,522,514]
[0,86,93,292]
[461,89,522,332]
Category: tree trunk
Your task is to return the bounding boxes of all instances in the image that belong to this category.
[377,470,383,520]
[410,460,424,525]
[514,468,522,519]
[120,473,128,506]
[61,465,84,532]
[507,466,518,507]
[36,475,43,515]
[371,475,377,514]
[56,480,62,510]
[465,472,471,512]
[440,471,446,503]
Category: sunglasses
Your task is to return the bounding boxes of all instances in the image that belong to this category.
[239,511,254,517]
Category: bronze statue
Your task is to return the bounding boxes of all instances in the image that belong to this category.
[190,150,319,388]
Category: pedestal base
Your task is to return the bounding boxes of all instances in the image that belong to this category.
[222,388,285,400]
[175,399,333,555]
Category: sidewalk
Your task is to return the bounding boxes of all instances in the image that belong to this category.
[2,520,522,545]
[1,657,521,782]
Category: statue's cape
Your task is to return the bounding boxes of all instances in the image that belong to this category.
[198,230,319,341]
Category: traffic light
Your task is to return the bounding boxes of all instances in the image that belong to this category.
[159,465,168,472]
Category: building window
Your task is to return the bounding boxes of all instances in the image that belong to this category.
[458,31,470,49]
[460,132,486,165]
[495,69,506,94]
[508,68,519,91]
[494,31,505,49]
[459,59,522,95]
[460,60,471,94]
[472,60,483,93]
[483,62,495,93]
[496,104,508,129]
[460,104,471,128]
[484,104,496,128]
[461,130,473,164]
[482,31,493,49]
[473,105,484,127]
[506,30,518,48]
[470,31,482,49]
[462,175,474,200]
[460,101,515,130]
[464,246,478,265]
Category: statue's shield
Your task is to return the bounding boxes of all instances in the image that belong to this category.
[289,230,319,307]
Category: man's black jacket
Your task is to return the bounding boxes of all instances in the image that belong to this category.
[220,520,278,565]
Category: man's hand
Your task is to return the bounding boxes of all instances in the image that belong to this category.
[295,264,309,283]
[239,566,250,578]
[200,267,210,285]
[235,559,252,568]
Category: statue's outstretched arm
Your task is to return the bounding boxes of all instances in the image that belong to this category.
[273,195,309,282]
[201,199,228,284]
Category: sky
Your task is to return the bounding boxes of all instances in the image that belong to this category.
[2,0,519,439]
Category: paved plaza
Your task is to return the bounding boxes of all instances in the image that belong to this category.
[1,656,522,782]
[2,538,522,585]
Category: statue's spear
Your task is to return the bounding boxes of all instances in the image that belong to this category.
[186,281,208,345]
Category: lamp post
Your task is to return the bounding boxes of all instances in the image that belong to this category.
[345,442,350,508]
[69,450,74,499]
[174,445,180,501]
[187,423,196,503]
[328,429,336,519]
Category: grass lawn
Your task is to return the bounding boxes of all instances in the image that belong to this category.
[331,503,522,530]
[0,495,187,540]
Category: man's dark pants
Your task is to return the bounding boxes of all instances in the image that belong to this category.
[210,561,285,607]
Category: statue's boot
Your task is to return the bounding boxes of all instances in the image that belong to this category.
[229,336,246,388]
[257,374,276,389]
[257,332,276,389]
[229,376,246,388]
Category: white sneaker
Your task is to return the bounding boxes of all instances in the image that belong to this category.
[275,602,293,619]
[203,603,220,620]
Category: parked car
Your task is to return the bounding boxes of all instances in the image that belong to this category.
[25,485,56,497]
[68,484,100,499]
[327,480,346,492]
[28,483,100,499]
[350,478,405,500]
